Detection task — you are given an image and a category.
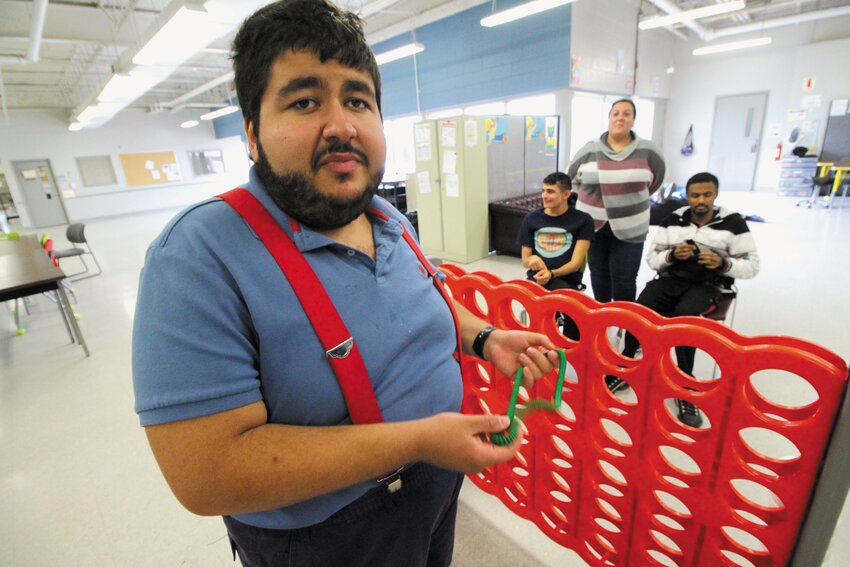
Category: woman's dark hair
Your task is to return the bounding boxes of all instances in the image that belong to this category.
[231,0,381,139]
[609,98,636,118]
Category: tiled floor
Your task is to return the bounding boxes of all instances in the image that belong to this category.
[1,191,848,566]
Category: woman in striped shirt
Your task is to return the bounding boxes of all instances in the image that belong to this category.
[567,99,666,303]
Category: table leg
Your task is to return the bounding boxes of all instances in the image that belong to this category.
[52,289,77,344]
[56,284,89,356]
[828,171,845,209]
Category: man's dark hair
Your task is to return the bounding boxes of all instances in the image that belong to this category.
[609,98,636,118]
[686,171,719,191]
[231,0,381,139]
[543,172,572,191]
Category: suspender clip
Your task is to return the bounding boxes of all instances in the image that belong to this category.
[377,465,405,493]
[326,337,355,359]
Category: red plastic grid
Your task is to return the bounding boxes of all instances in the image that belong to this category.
[442,265,848,567]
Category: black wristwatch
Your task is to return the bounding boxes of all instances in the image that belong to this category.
[472,325,497,360]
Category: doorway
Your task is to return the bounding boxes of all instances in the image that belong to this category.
[11,159,69,227]
[707,92,768,191]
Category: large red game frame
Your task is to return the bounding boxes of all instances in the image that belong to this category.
[442,265,848,567]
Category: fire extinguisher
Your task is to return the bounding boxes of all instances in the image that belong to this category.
[775,142,782,160]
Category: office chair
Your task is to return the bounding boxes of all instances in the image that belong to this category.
[53,223,102,280]
[703,284,737,328]
[799,157,850,209]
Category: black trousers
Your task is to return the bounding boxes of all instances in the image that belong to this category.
[622,276,722,375]
[531,276,583,340]
[223,463,464,567]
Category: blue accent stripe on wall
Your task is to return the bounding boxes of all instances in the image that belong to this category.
[375,2,571,117]
[213,110,246,141]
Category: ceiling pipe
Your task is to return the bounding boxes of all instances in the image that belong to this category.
[367,0,491,44]
[0,68,8,121]
[164,70,234,108]
[27,0,49,62]
[707,5,850,40]
[360,0,404,18]
[644,0,709,40]
[0,0,49,64]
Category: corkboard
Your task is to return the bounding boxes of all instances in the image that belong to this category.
[119,151,182,187]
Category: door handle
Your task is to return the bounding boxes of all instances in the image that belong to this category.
[750,138,759,153]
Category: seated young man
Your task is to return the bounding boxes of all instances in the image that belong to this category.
[517,172,594,339]
[614,171,760,427]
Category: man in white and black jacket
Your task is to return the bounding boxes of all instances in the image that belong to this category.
[615,171,760,427]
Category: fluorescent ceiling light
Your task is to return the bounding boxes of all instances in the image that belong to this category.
[180,119,200,128]
[200,105,240,120]
[68,122,84,131]
[481,0,576,28]
[97,69,169,103]
[133,5,233,67]
[693,36,772,56]
[374,42,424,65]
[77,102,124,123]
[639,1,745,30]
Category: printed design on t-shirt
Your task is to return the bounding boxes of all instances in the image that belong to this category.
[534,227,572,259]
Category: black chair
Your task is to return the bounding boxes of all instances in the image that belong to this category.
[800,157,850,209]
[53,223,102,280]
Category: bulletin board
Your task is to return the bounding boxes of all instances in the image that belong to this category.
[119,151,182,187]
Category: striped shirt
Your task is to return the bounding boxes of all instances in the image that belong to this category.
[567,132,666,243]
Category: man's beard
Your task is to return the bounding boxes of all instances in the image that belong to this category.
[254,140,383,231]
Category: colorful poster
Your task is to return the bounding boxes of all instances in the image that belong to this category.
[570,56,581,86]
[525,116,545,141]
[545,116,558,150]
[485,116,509,145]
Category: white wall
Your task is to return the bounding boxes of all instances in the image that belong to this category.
[635,29,675,100]
[660,17,850,191]
[0,109,251,227]
[661,44,794,191]
[570,0,639,95]
[788,36,850,154]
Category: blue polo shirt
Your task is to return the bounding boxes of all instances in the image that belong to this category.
[132,168,462,529]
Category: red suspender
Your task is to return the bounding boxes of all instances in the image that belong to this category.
[218,189,383,425]
[380,209,463,362]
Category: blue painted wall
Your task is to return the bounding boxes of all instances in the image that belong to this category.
[213,107,245,141]
[214,1,572,135]
[375,1,572,117]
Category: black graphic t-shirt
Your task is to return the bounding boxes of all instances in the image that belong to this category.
[517,207,595,287]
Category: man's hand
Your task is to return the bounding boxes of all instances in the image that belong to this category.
[533,268,553,286]
[416,413,522,472]
[483,330,558,388]
[697,251,723,270]
[525,254,546,272]
[673,243,697,260]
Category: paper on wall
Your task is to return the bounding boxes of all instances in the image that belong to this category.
[465,119,478,147]
[441,150,457,175]
[144,160,155,170]
[440,121,457,148]
[444,173,459,198]
[416,143,432,162]
[151,170,162,180]
[830,99,849,116]
[417,171,432,194]
[414,123,431,144]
